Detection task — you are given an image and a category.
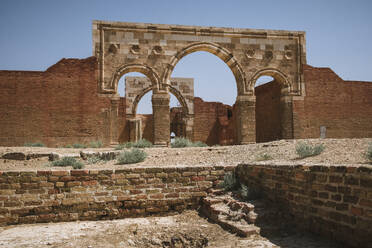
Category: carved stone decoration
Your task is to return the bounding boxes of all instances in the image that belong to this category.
[108,44,118,54]
[285,50,293,60]
[264,50,273,60]
[130,45,140,54]
[152,45,163,55]
[245,49,255,59]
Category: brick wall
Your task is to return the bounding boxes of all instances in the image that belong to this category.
[236,163,372,248]
[293,65,372,139]
[0,165,234,225]
[193,97,235,145]
[255,80,282,142]
[139,114,153,143]
[1,60,371,146]
[0,57,112,147]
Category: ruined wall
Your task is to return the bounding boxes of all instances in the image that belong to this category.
[1,59,371,146]
[255,80,282,142]
[170,107,185,137]
[236,163,372,248]
[293,65,372,139]
[193,97,235,146]
[117,97,129,143]
[138,114,153,143]
[0,166,233,225]
[0,57,113,147]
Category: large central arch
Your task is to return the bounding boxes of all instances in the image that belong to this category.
[162,42,247,95]
[93,20,306,145]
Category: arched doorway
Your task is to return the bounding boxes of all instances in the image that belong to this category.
[127,79,192,145]
[253,69,293,142]
[166,43,242,145]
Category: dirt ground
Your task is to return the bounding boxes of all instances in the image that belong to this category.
[0,139,364,247]
[0,138,371,171]
[0,210,342,248]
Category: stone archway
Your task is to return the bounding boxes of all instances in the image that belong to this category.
[162,42,247,96]
[93,21,306,145]
[109,63,160,94]
[105,66,160,145]
[125,76,194,144]
[251,68,294,141]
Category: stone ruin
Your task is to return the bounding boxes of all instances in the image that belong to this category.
[0,20,371,147]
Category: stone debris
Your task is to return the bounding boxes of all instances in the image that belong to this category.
[48,152,80,161]
[201,192,260,237]
[1,152,26,160]
[80,151,120,161]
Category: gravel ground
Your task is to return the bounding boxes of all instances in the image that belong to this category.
[0,138,371,171]
[0,210,342,248]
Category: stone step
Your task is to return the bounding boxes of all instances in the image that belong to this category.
[218,215,260,237]
[201,194,260,238]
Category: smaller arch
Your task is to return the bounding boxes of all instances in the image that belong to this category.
[131,86,190,116]
[168,85,190,116]
[109,63,160,93]
[249,68,292,94]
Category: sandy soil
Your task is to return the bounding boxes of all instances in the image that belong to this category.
[0,138,371,171]
[0,210,342,248]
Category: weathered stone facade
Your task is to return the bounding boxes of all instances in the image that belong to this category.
[0,21,371,147]
[93,20,306,145]
[124,76,194,144]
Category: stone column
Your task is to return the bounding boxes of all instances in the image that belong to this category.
[110,98,120,145]
[184,115,194,141]
[152,92,170,146]
[236,95,256,144]
[280,95,294,139]
[128,118,142,142]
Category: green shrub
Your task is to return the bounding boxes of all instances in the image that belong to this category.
[192,141,208,147]
[239,184,262,200]
[296,142,325,159]
[72,143,86,149]
[171,137,208,148]
[115,143,125,150]
[133,139,153,148]
[220,171,238,191]
[87,155,101,164]
[52,157,84,169]
[256,153,272,161]
[24,142,45,147]
[240,184,249,200]
[64,144,73,148]
[171,137,192,148]
[115,139,152,150]
[89,140,103,148]
[115,142,135,150]
[365,143,372,163]
[117,148,147,164]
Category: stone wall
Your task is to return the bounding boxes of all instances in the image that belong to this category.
[0,165,234,225]
[138,114,154,143]
[255,80,282,142]
[0,57,112,147]
[193,97,235,145]
[293,65,372,139]
[236,163,372,248]
[1,58,372,147]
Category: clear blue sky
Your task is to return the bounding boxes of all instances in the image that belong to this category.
[1,0,371,113]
